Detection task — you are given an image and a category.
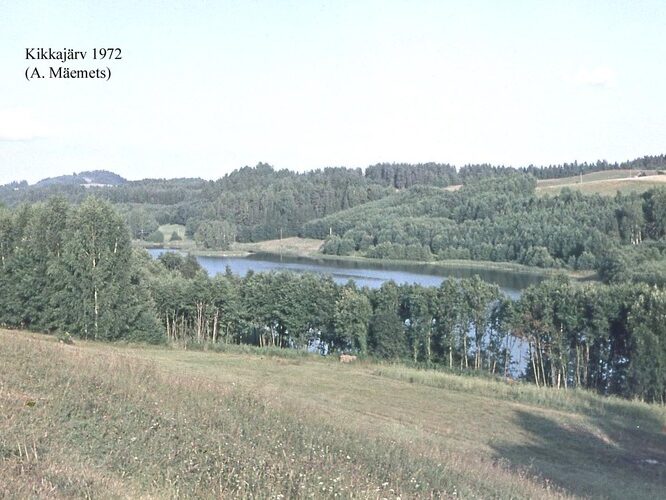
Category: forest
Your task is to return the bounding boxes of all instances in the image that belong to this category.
[1,154,665,259]
[0,196,664,403]
[307,175,666,284]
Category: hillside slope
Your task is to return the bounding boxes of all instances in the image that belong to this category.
[34,170,127,187]
[536,170,666,196]
[1,329,664,498]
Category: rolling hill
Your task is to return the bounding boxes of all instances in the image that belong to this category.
[1,329,664,498]
[536,170,666,196]
[33,169,127,187]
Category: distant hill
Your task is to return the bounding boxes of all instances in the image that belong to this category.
[34,170,127,187]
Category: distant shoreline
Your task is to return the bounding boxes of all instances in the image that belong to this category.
[135,238,594,281]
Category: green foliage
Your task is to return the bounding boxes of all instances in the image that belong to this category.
[369,310,408,359]
[3,160,666,280]
[142,260,666,401]
[145,229,164,243]
[597,242,666,285]
[0,197,160,342]
[512,277,666,402]
[193,219,235,249]
[306,175,666,272]
[157,252,203,278]
[56,330,74,344]
[169,230,181,241]
[1,189,665,403]
[123,206,159,239]
[333,286,372,354]
[626,288,666,402]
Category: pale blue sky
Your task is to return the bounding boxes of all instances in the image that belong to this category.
[1,0,665,184]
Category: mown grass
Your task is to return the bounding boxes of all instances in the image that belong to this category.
[537,170,635,187]
[183,340,318,359]
[158,223,187,240]
[1,333,465,498]
[233,237,325,256]
[2,329,664,498]
[372,364,665,424]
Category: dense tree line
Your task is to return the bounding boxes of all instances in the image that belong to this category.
[1,197,664,402]
[0,198,159,341]
[191,164,392,242]
[364,155,666,189]
[516,276,666,402]
[126,249,666,403]
[522,155,666,180]
[0,165,392,246]
[2,155,665,251]
[306,175,666,276]
[364,162,460,188]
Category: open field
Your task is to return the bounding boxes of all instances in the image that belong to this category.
[133,224,198,252]
[136,233,324,258]
[536,170,666,196]
[233,237,324,256]
[2,329,664,498]
[537,170,636,187]
[158,223,187,241]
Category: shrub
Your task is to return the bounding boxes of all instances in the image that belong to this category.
[56,331,74,345]
[146,229,165,243]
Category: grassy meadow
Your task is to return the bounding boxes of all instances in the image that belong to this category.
[132,224,198,251]
[233,237,325,256]
[1,329,664,498]
[158,224,188,241]
[536,170,666,196]
[140,227,325,258]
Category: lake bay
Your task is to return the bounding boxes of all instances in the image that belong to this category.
[147,249,544,297]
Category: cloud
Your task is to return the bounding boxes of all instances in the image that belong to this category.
[571,66,616,88]
[0,108,51,141]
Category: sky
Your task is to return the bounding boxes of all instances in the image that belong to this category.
[1,0,665,185]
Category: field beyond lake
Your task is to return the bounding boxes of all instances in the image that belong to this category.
[1,329,664,499]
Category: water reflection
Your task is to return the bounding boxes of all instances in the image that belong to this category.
[146,249,544,296]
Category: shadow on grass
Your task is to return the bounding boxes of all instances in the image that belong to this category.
[491,409,666,499]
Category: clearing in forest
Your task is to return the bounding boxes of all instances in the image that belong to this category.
[536,170,666,196]
[233,236,324,256]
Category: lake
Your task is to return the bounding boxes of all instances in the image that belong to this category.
[147,248,537,372]
[146,249,544,297]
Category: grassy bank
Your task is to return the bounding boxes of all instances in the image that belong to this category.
[2,329,664,498]
[306,252,592,280]
[135,233,592,280]
[373,364,665,422]
[233,237,324,256]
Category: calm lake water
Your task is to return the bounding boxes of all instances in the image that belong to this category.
[146,249,543,297]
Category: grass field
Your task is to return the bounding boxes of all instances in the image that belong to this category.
[131,224,199,251]
[536,170,666,196]
[158,223,187,241]
[2,330,664,498]
[233,237,324,256]
[138,230,324,258]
